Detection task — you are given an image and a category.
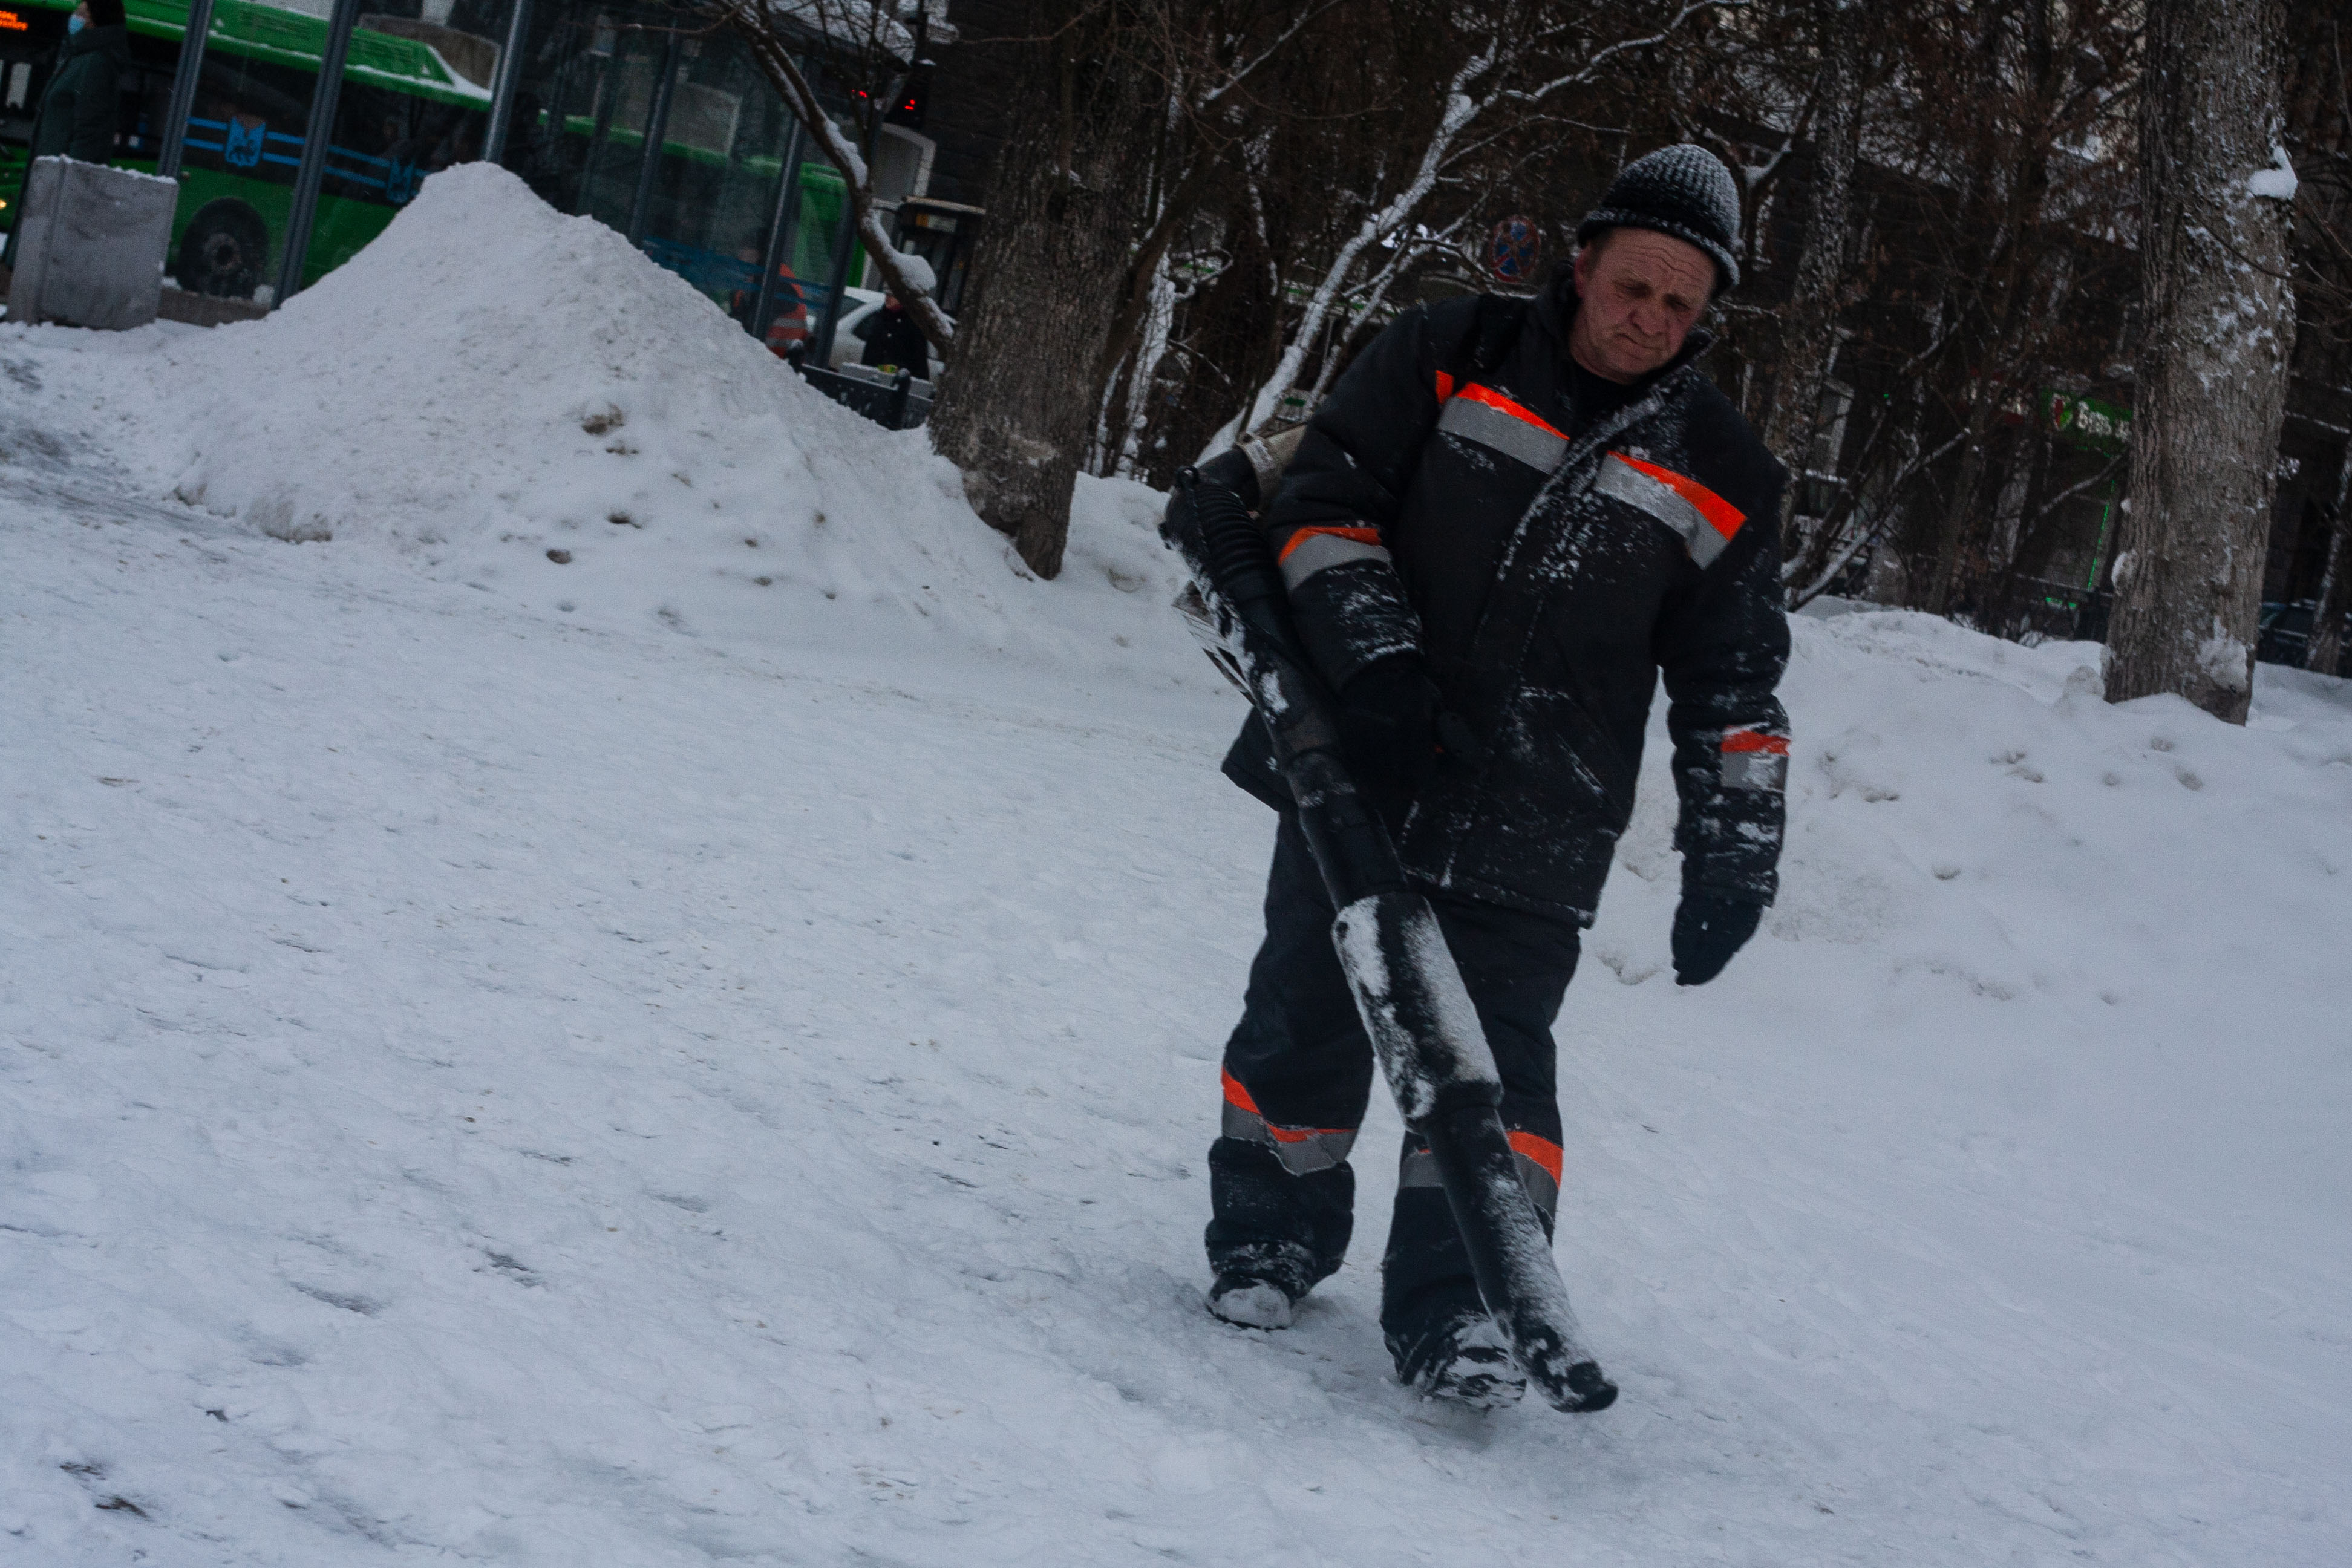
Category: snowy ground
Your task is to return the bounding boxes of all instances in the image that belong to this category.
[5,171,2351,1566]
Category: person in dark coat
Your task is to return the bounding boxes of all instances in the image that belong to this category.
[4,0,127,270]
[857,292,933,380]
[1198,145,1792,1408]
[31,0,129,164]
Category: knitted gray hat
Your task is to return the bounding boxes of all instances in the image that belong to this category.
[1576,143,1743,291]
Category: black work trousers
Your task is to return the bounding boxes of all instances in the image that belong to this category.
[1205,812,1582,1349]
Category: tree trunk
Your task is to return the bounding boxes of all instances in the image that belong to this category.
[1922,0,2063,621]
[2307,446,2352,675]
[2106,0,2297,723]
[1919,407,1999,615]
[927,6,1151,580]
[1762,0,1864,572]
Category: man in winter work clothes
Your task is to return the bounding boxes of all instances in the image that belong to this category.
[1198,145,1791,1408]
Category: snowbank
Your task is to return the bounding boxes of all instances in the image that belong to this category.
[79,163,1198,678]
[5,484,2347,1561]
[1607,610,2352,1246]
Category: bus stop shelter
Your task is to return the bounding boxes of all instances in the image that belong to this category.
[0,0,969,348]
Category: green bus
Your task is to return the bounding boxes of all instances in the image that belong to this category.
[2,0,497,295]
[0,0,848,318]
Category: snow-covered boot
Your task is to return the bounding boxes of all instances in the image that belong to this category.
[1393,1310,1527,1410]
[1207,1270,1296,1330]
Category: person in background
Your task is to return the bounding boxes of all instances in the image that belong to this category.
[4,0,128,270]
[858,252,937,380]
[31,0,129,166]
[730,234,808,358]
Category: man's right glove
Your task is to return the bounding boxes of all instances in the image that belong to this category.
[1671,890,1764,985]
[1334,655,1443,817]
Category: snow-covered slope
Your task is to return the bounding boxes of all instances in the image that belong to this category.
[4,177,2349,1566]
[17,162,1198,684]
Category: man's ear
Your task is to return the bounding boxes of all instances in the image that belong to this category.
[1572,235,1602,295]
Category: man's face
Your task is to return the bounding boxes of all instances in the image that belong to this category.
[1569,229,1716,382]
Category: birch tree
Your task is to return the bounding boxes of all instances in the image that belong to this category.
[1085,1,1366,474]
[2106,0,2298,723]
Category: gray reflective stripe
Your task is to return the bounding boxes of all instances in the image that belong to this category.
[1438,394,1568,474]
[1593,454,1731,567]
[1515,1156,1560,1218]
[1720,747,1788,791]
[1223,1100,1358,1176]
[1399,1148,1560,1217]
[1279,529,1392,590]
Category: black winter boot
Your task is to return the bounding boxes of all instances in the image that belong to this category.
[1390,1308,1527,1410]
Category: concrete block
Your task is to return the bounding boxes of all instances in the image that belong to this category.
[9,157,178,330]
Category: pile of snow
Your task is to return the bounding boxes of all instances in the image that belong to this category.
[57,163,1195,679]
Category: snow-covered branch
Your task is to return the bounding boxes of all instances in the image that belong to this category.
[1197,0,1352,108]
[1223,2,1733,444]
[1504,1,1741,105]
[721,0,955,354]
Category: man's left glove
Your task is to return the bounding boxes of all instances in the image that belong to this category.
[1671,890,1764,986]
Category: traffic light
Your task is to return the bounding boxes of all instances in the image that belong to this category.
[886,67,929,129]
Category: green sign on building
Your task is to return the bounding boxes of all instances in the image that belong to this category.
[2046,390,2132,450]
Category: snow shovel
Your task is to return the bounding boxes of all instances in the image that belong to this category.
[1163,454,1618,1415]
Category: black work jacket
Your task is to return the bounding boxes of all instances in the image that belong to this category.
[31,26,128,165]
[858,307,932,380]
[1225,278,1791,926]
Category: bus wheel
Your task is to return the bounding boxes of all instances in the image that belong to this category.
[177,200,270,299]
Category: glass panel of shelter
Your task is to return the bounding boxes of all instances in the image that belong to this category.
[85,0,511,302]
[500,2,851,341]
[633,26,798,350]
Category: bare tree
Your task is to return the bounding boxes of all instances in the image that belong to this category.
[921,1,1351,577]
[1912,0,2135,618]
[1212,0,1736,452]
[1679,0,2135,614]
[1756,0,1863,567]
[2282,0,2352,675]
[2106,0,2298,722]
[2302,465,2351,675]
[715,0,956,355]
[1083,0,1367,473]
